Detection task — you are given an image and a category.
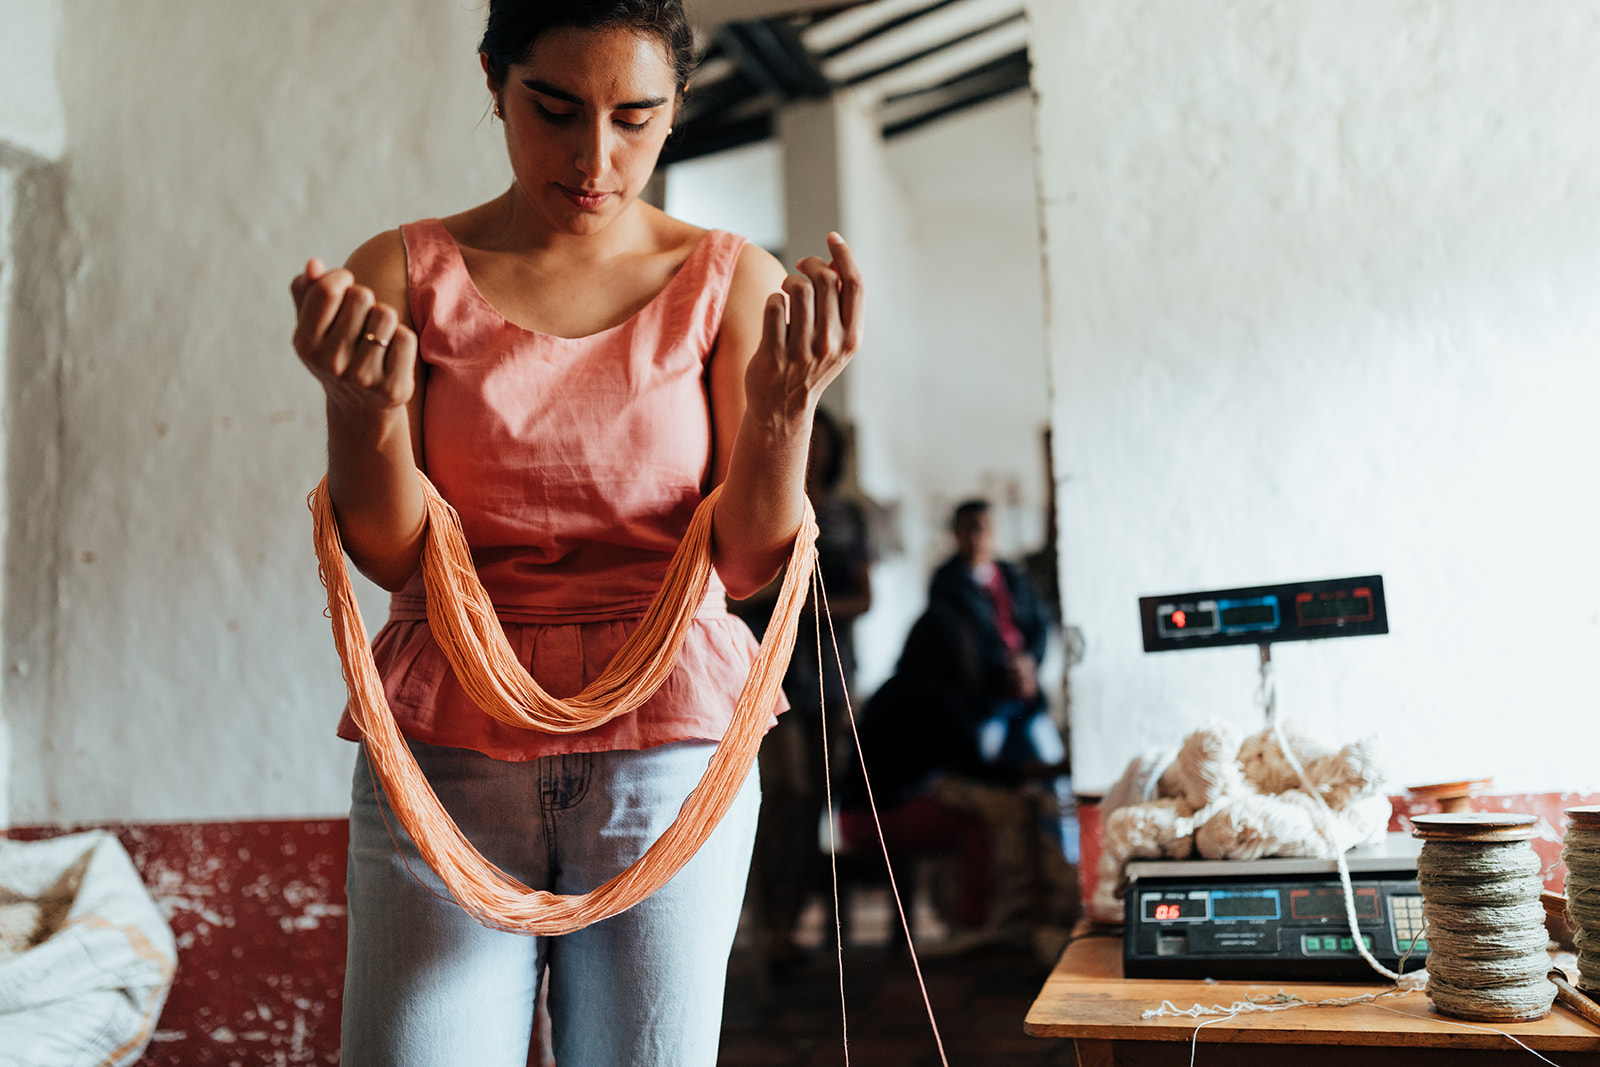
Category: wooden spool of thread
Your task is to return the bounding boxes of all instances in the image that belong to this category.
[1406,778,1493,814]
[1411,813,1555,1022]
[1561,806,1600,993]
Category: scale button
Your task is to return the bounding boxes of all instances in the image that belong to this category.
[1322,937,1339,951]
[1301,934,1318,954]
[1339,937,1354,950]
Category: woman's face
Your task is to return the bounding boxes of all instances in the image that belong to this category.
[489,26,678,236]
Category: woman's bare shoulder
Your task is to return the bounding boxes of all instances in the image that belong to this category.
[342,229,410,322]
[728,240,786,302]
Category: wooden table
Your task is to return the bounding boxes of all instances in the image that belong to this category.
[1025,929,1600,1065]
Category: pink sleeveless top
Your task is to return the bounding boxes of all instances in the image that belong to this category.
[335,218,777,759]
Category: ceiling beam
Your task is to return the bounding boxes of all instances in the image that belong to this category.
[849,14,1026,99]
[802,0,962,56]
[687,0,855,33]
[821,0,1023,81]
[881,48,1029,137]
[716,19,833,100]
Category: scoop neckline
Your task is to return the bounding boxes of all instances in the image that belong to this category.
[425,218,719,342]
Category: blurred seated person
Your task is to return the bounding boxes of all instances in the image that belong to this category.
[929,498,1065,772]
[929,499,1079,872]
[732,407,874,964]
[837,607,1015,933]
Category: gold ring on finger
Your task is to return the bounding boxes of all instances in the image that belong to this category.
[364,332,389,346]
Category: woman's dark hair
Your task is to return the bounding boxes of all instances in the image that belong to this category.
[480,0,697,94]
[950,498,990,533]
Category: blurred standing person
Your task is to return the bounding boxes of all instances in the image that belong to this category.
[733,407,874,967]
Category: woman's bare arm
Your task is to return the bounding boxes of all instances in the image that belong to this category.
[708,234,865,599]
[290,231,427,591]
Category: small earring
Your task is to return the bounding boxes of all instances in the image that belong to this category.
[493,101,503,119]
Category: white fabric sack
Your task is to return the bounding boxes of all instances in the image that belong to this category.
[0,831,176,1067]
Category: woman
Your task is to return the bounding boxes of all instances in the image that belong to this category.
[288,2,862,1063]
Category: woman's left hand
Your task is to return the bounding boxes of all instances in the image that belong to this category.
[745,232,865,426]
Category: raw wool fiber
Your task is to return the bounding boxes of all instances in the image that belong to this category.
[1102,746,1178,812]
[1158,722,1241,811]
[0,901,42,959]
[1090,719,1390,922]
[0,848,85,960]
[311,472,817,936]
[1099,798,1197,873]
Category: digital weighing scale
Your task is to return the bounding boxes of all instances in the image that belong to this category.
[1123,834,1427,980]
[1123,575,1401,980]
[1139,575,1388,653]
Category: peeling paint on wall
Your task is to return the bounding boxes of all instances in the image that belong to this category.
[10,819,348,1066]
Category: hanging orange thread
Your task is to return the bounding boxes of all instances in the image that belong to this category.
[310,470,817,935]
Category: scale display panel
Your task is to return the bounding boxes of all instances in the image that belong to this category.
[1123,843,1427,980]
[1141,576,1387,653]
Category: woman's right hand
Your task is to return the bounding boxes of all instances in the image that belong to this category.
[290,258,417,417]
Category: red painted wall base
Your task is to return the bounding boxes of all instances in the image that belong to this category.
[7,821,347,1066]
[1387,791,1600,895]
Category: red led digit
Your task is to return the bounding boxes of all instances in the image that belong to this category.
[1172,610,1187,629]
[1155,904,1179,920]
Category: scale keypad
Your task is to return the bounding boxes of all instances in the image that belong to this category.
[1300,933,1372,955]
[1391,894,1428,953]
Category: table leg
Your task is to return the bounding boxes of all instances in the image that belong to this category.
[1073,1038,1114,1067]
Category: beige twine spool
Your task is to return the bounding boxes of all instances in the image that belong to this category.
[1412,813,1556,1022]
[1561,806,1600,993]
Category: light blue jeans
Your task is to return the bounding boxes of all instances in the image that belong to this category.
[341,738,759,1067]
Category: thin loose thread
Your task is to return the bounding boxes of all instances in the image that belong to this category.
[1146,985,1564,1067]
[310,472,817,935]
[1264,710,1403,982]
[812,568,851,1067]
[1416,838,1555,1021]
[814,567,950,1067]
[1561,823,1600,992]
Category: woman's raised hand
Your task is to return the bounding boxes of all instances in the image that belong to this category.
[747,232,865,424]
[290,258,417,416]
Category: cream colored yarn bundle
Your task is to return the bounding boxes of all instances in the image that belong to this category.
[1090,719,1391,922]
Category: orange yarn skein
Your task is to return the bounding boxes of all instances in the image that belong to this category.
[310,471,817,935]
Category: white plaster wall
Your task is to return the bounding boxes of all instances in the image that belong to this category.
[1029,1,1600,792]
[9,1,506,823]
[882,94,1051,564]
[1,0,67,829]
[0,167,15,830]
[664,140,786,253]
[0,0,66,164]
